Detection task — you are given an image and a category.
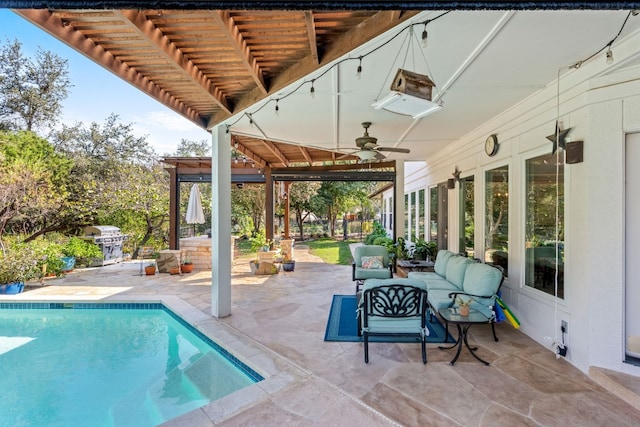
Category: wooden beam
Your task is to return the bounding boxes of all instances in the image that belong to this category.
[209,10,419,126]
[16,9,207,128]
[115,10,231,114]
[304,11,319,64]
[260,139,290,166]
[210,10,268,95]
[231,141,267,168]
[298,146,313,165]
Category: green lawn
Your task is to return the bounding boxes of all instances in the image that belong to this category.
[304,238,355,265]
[236,236,356,265]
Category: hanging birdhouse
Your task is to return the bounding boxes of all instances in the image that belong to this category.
[390,68,435,101]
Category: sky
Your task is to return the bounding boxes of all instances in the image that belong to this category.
[0,9,211,156]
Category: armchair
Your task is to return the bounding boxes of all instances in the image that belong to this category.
[352,245,393,293]
[359,278,429,364]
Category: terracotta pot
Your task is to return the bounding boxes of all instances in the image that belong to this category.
[169,267,180,275]
[459,305,470,316]
[144,266,156,276]
[180,263,194,274]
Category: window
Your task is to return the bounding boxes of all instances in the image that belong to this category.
[404,193,409,240]
[485,165,509,275]
[410,191,417,240]
[460,176,474,257]
[418,189,425,240]
[389,196,393,232]
[429,186,438,242]
[525,153,564,298]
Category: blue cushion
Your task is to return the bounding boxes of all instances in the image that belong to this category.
[434,250,455,276]
[462,263,502,297]
[445,256,474,289]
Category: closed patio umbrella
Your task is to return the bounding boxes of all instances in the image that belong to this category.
[186,184,205,224]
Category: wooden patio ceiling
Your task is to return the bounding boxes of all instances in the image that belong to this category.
[15,8,419,167]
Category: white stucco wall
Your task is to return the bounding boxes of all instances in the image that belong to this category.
[385,32,640,377]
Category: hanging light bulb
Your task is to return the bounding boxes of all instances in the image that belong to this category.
[234,158,238,164]
[356,57,362,79]
[275,99,280,116]
[310,80,315,99]
[248,113,254,126]
[606,46,614,64]
[421,24,428,48]
[225,126,230,134]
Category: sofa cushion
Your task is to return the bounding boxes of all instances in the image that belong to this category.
[408,271,459,292]
[462,263,502,297]
[434,250,455,276]
[362,278,427,292]
[427,289,456,313]
[366,316,425,334]
[445,256,474,289]
[354,267,392,280]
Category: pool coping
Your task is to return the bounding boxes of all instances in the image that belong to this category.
[0,292,308,425]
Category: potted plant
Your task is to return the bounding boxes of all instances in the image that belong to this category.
[249,258,259,274]
[144,261,157,276]
[61,237,102,270]
[414,239,437,262]
[282,257,295,272]
[180,258,194,274]
[456,296,472,316]
[0,243,40,294]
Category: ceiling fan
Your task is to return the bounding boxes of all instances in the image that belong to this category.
[340,122,410,161]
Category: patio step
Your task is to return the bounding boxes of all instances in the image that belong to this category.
[589,366,640,411]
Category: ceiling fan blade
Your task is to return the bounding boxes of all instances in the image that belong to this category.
[377,147,411,154]
[374,151,387,160]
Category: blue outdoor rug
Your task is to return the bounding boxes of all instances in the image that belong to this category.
[324,294,453,343]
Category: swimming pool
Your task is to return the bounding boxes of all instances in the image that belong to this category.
[0,302,263,427]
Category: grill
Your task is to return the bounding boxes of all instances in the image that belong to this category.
[81,225,128,267]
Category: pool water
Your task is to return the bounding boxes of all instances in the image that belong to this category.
[0,303,262,427]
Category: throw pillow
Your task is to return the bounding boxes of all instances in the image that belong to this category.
[361,255,384,269]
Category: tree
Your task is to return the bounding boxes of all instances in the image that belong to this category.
[288,181,320,239]
[311,181,374,237]
[172,138,210,156]
[0,39,71,132]
[32,115,164,247]
[0,131,71,248]
[231,185,265,236]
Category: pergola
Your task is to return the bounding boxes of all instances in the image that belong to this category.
[162,156,399,249]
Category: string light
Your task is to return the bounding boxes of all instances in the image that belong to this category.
[222,11,452,132]
[275,99,280,115]
[606,46,614,64]
[248,113,254,126]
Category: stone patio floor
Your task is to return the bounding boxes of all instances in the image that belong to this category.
[3,245,640,426]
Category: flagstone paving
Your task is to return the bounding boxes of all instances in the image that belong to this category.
[3,245,640,426]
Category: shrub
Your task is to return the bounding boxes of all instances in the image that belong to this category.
[372,236,393,247]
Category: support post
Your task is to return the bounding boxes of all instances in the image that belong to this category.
[284,181,291,238]
[211,125,232,318]
[265,167,274,242]
[394,160,405,241]
[168,168,178,249]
